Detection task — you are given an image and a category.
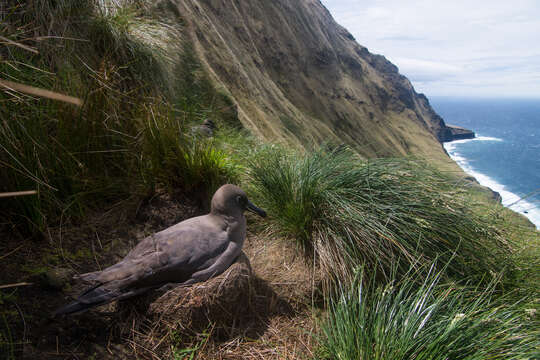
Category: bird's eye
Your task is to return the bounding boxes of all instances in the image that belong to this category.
[236,195,247,207]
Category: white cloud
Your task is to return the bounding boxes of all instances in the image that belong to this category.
[321,0,540,97]
[389,58,463,82]
[365,6,391,19]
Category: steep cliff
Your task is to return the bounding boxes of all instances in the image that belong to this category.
[169,0,455,160]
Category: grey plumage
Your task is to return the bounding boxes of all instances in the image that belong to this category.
[54,184,266,316]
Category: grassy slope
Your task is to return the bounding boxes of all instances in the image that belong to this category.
[1,1,538,359]
[0,0,239,234]
[174,0,455,162]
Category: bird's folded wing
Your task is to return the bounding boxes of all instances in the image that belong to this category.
[94,225,229,289]
[125,227,230,288]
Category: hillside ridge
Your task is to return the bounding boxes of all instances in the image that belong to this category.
[171,0,459,159]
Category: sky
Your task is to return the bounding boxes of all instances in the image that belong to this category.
[321,0,540,98]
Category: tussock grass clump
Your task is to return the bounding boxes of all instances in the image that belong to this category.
[248,146,513,287]
[0,0,239,233]
[319,266,539,360]
[0,0,165,232]
[140,104,238,197]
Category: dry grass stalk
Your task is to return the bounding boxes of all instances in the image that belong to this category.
[0,79,83,106]
[0,282,33,289]
[0,190,37,198]
[0,35,39,54]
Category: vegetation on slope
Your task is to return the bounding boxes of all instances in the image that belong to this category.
[248,146,515,288]
[0,0,236,234]
[1,0,538,359]
[320,266,538,360]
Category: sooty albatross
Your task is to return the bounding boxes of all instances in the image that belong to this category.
[54,184,266,316]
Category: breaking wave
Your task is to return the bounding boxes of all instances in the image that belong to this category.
[444,137,540,229]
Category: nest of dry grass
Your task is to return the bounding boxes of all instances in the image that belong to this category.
[17,226,315,359]
[113,252,256,357]
[100,235,318,359]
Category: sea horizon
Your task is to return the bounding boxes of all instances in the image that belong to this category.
[428,95,540,101]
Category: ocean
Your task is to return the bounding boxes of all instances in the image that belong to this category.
[429,97,540,229]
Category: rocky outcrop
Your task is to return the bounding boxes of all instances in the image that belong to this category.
[442,125,476,142]
[167,0,455,161]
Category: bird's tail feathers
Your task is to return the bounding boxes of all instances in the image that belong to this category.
[53,285,152,317]
[53,300,96,316]
[53,285,116,317]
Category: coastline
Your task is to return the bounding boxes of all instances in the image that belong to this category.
[444,137,540,230]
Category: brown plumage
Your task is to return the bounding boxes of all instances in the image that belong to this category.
[54,184,266,316]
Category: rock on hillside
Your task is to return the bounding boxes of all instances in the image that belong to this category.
[443,125,476,141]
[170,0,457,159]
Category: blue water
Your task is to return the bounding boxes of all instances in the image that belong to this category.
[430,97,540,229]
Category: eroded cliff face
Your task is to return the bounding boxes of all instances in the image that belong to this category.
[171,0,452,159]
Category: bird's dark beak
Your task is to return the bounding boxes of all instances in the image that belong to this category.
[246,200,267,217]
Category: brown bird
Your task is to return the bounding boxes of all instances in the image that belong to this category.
[54,184,266,316]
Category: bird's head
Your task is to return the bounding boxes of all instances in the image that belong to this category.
[202,118,215,129]
[210,184,267,218]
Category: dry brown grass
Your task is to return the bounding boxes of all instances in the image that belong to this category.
[116,252,255,358]
[110,234,319,359]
